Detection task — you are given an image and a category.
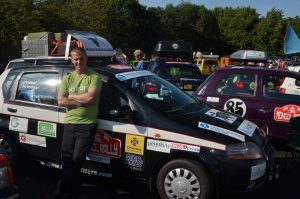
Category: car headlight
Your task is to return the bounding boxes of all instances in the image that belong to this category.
[226,142,263,160]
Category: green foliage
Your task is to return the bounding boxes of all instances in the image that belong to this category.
[1,1,300,57]
[253,8,286,55]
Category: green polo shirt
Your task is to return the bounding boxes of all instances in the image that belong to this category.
[59,69,102,124]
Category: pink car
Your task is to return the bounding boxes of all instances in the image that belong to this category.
[193,67,300,147]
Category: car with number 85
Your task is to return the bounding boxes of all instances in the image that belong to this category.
[193,66,300,147]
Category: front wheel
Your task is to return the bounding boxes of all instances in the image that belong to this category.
[156,159,213,199]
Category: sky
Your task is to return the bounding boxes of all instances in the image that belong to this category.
[139,0,300,18]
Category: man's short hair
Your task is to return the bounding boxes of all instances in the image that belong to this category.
[70,47,87,57]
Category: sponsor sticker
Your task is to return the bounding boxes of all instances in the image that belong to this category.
[274,104,300,122]
[115,70,153,81]
[37,121,57,137]
[90,130,121,158]
[125,134,145,155]
[237,119,257,137]
[123,154,144,171]
[198,122,245,142]
[171,143,200,153]
[224,98,246,117]
[86,154,110,164]
[147,139,171,153]
[9,116,28,133]
[251,162,266,180]
[19,133,46,147]
[205,109,237,124]
[206,96,219,103]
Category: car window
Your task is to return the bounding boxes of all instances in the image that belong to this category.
[215,73,256,97]
[98,81,142,124]
[2,72,19,100]
[157,64,201,80]
[118,72,201,113]
[16,72,60,105]
[263,74,300,100]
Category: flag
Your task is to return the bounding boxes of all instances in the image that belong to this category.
[284,25,300,54]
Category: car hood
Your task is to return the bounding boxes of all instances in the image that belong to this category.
[167,105,264,146]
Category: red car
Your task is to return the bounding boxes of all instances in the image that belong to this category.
[193,67,300,147]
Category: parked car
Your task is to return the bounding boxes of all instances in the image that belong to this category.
[0,56,274,199]
[281,66,300,95]
[194,54,220,77]
[149,60,204,95]
[193,67,300,147]
[0,153,19,199]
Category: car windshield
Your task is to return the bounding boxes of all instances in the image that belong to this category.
[157,63,201,80]
[115,70,203,113]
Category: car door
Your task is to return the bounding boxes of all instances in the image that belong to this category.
[77,76,147,178]
[258,72,300,144]
[1,68,62,162]
[205,72,259,120]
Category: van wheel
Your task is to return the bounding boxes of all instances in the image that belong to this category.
[0,135,20,169]
[156,159,213,199]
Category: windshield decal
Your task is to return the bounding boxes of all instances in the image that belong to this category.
[205,109,237,124]
[115,70,153,81]
[198,122,245,142]
[237,119,257,137]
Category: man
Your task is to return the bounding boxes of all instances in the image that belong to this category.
[56,47,102,198]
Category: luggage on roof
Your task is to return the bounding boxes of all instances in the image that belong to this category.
[153,41,193,59]
[21,30,114,59]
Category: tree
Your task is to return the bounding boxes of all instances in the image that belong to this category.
[213,7,259,53]
[253,8,286,55]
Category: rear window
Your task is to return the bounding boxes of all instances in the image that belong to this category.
[157,64,202,80]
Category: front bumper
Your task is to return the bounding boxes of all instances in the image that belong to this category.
[209,138,274,195]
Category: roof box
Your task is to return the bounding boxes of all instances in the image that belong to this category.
[153,41,193,59]
[230,50,268,61]
[21,30,114,59]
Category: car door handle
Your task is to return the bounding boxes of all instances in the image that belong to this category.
[258,107,273,113]
[7,107,17,113]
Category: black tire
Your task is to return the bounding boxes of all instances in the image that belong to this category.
[156,159,213,199]
[0,135,20,169]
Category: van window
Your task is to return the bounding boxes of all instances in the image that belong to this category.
[16,72,60,105]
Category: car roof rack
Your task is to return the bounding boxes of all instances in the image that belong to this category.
[153,41,193,60]
[21,30,115,60]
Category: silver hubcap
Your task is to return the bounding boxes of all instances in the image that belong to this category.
[164,168,200,199]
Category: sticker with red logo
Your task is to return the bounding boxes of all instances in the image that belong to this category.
[274,104,300,122]
[90,130,121,158]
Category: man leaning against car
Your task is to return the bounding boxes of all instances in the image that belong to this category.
[55,47,102,199]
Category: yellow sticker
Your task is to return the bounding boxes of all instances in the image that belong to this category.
[125,134,145,155]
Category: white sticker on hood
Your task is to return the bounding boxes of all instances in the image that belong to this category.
[207,97,219,103]
[198,122,245,142]
[238,119,257,137]
[115,70,153,81]
[205,109,237,124]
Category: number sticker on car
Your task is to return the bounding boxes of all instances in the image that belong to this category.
[224,98,246,117]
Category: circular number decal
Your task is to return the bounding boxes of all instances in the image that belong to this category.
[224,98,246,117]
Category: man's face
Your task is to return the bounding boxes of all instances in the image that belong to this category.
[71,50,87,72]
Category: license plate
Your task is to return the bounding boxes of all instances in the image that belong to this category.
[183,84,192,89]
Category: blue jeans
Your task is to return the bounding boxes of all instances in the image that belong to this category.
[59,123,97,197]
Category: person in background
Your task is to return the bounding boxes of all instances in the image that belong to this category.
[133,49,147,70]
[55,47,102,199]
